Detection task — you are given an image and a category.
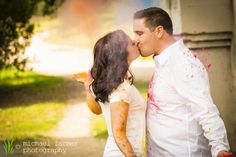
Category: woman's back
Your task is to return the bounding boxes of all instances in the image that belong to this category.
[99,80,146,157]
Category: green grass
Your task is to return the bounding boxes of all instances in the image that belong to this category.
[0,68,64,91]
[0,67,84,107]
[91,115,108,139]
[91,80,149,139]
[0,103,65,140]
[0,68,81,140]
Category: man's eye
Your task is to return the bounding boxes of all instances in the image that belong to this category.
[135,31,143,36]
[137,32,143,36]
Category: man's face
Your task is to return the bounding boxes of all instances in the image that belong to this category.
[133,18,158,57]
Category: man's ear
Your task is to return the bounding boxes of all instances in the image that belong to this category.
[154,26,164,38]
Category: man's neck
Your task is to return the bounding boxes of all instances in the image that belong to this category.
[157,36,176,55]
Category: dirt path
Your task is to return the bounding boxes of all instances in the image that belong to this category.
[47,103,92,138]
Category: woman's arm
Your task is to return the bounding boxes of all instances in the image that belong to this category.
[73,72,102,115]
[85,89,102,115]
[110,101,136,157]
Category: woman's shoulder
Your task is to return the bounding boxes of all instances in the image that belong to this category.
[110,80,131,95]
[109,80,133,103]
[114,80,133,92]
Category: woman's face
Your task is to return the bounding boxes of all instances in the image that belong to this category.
[127,37,140,64]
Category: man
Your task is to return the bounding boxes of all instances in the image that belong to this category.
[133,7,232,157]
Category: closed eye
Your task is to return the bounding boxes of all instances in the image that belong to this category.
[135,31,143,36]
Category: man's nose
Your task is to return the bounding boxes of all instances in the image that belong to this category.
[135,40,140,47]
[133,37,140,47]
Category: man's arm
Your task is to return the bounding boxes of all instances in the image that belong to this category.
[172,60,230,157]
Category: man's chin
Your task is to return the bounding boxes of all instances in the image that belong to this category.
[139,51,150,57]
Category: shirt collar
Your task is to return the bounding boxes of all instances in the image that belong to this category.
[154,39,184,67]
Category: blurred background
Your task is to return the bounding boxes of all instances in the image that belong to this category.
[0,0,235,156]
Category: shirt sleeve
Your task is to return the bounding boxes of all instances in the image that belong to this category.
[171,58,230,157]
[109,81,131,104]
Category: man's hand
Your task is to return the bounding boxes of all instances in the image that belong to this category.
[217,150,233,157]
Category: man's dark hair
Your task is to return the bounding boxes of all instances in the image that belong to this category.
[134,7,173,35]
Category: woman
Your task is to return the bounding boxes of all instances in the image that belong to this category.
[74,30,146,157]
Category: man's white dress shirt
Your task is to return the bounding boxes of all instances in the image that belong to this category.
[147,39,230,157]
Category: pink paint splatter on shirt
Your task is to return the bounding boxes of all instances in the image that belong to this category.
[195,48,212,72]
[207,64,212,68]
[147,74,161,113]
[201,58,208,63]
[207,64,212,71]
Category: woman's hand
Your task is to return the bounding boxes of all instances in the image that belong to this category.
[73,72,93,87]
[73,72,102,115]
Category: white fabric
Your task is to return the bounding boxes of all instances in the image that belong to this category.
[147,39,230,157]
[98,80,146,157]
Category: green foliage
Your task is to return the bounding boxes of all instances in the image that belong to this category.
[134,81,149,99]
[0,0,37,71]
[0,0,64,71]
[34,0,64,16]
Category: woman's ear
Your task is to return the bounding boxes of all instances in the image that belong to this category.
[155,26,164,38]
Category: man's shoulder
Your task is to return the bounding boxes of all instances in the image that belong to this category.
[176,46,204,65]
[169,47,206,75]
